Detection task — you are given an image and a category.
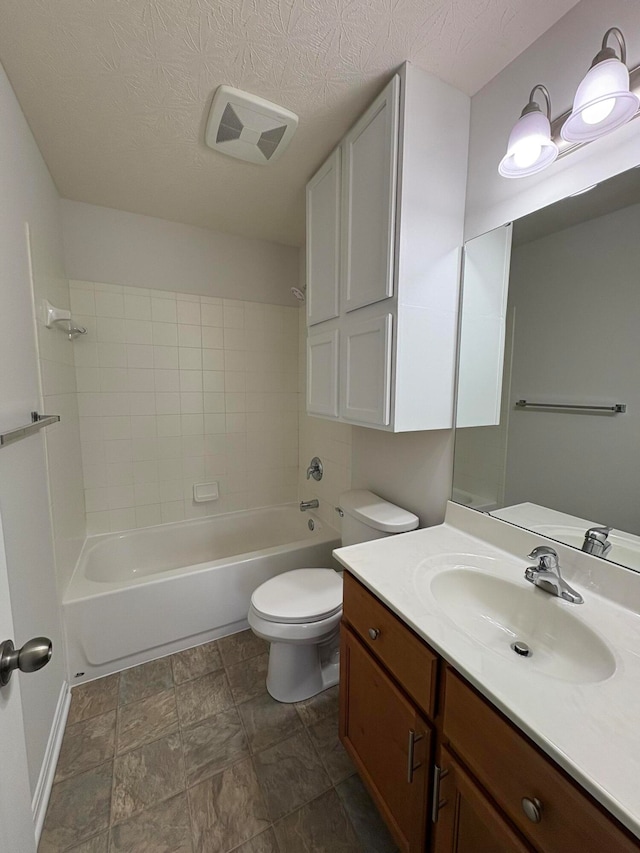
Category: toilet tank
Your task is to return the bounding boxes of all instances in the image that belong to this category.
[338,490,419,547]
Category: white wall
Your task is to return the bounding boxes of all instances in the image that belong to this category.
[0,59,67,797]
[465,0,640,241]
[61,200,301,306]
[503,204,640,534]
[351,429,455,527]
[30,230,86,594]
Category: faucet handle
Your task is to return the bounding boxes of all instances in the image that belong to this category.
[585,526,611,539]
[527,545,559,570]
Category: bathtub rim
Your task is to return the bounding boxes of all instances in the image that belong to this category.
[65,503,340,603]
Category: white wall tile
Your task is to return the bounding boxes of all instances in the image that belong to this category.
[177,300,201,325]
[74,282,302,532]
[152,298,177,323]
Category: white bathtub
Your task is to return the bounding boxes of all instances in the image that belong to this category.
[63,504,340,683]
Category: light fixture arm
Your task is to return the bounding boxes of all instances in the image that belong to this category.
[592,27,627,67]
[521,84,552,120]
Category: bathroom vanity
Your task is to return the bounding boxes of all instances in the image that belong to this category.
[335,503,640,852]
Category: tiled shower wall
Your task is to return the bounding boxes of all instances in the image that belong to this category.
[71,280,300,534]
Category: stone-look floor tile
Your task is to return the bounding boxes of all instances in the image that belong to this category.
[231,828,280,853]
[67,675,119,725]
[117,689,178,754]
[273,789,361,853]
[54,710,116,783]
[66,831,110,852]
[175,670,233,727]
[237,692,301,754]
[110,792,192,853]
[188,758,269,853]
[119,658,174,705]
[226,652,268,704]
[336,774,399,853]
[307,714,356,785]
[182,708,249,785]
[112,732,185,823]
[253,730,331,822]
[39,762,112,852]
[295,685,339,728]
[170,641,223,685]
[218,630,268,667]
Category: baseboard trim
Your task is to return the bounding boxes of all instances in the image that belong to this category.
[32,681,71,842]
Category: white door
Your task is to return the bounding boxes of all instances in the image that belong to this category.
[306,148,341,326]
[341,313,393,426]
[342,75,400,313]
[0,507,38,853]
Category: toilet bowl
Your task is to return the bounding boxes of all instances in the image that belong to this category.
[248,568,343,702]
[248,490,419,703]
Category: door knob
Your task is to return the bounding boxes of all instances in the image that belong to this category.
[0,637,52,686]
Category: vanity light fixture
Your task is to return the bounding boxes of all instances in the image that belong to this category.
[561,28,639,143]
[498,85,558,178]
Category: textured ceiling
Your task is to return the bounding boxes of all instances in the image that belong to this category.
[0,0,581,246]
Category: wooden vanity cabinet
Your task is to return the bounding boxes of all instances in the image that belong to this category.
[340,627,431,852]
[340,571,438,851]
[432,746,534,853]
[442,669,639,853]
[340,574,640,853]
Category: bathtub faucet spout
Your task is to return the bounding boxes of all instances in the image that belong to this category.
[300,499,319,512]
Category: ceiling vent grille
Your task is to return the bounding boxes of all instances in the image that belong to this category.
[205,86,298,165]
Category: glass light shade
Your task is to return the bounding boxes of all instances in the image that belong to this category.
[498,110,558,178]
[561,57,639,142]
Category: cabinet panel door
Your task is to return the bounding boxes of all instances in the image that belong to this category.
[340,626,431,853]
[433,747,533,853]
[306,148,341,326]
[341,313,392,426]
[307,327,339,417]
[343,75,399,313]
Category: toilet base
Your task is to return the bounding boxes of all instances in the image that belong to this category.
[265,636,340,703]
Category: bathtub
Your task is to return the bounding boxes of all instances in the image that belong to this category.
[63,504,340,684]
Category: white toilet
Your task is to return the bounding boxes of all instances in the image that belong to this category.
[248,489,419,702]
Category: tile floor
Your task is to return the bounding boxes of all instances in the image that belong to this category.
[39,630,399,853]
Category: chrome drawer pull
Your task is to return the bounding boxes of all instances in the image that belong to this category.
[521,797,543,823]
[431,764,449,822]
[407,729,424,783]
[368,628,380,640]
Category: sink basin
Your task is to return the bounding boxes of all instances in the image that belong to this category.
[429,567,616,683]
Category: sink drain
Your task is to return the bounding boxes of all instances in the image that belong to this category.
[511,641,532,658]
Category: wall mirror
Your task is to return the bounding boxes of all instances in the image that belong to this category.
[453,164,640,572]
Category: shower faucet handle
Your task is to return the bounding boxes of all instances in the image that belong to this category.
[306,457,323,481]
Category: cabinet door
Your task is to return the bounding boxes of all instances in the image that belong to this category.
[341,313,392,426]
[340,626,431,853]
[433,747,533,853]
[306,148,341,326]
[343,75,399,313]
[307,327,339,417]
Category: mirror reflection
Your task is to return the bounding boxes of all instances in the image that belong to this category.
[453,165,640,571]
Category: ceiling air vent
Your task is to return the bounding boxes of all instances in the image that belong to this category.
[205,86,298,165]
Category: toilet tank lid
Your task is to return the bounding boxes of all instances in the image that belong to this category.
[338,490,419,533]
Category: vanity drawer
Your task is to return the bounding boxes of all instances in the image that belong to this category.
[443,668,638,853]
[342,572,438,719]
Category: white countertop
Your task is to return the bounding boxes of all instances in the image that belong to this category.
[333,504,640,839]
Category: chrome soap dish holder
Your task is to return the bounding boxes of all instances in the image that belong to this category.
[43,300,87,340]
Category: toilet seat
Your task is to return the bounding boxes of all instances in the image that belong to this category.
[251,568,342,624]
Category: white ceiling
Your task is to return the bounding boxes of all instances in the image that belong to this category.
[0,0,581,246]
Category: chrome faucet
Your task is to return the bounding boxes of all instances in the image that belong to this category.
[300,499,319,512]
[524,545,584,604]
[582,526,612,558]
